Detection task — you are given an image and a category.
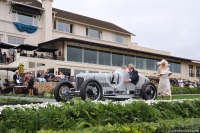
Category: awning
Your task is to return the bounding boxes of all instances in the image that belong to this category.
[0,42,15,49]
[36,47,59,52]
[38,37,192,62]
[14,44,38,51]
[0,65,18,79]
[12,4,42,15]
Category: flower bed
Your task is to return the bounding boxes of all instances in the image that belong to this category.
[0,98,199,132]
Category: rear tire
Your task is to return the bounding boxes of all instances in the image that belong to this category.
[80,78,103,101]
[141,81,157,100]
[54,81,74,102]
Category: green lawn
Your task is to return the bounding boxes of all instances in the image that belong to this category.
[157,94,200,100]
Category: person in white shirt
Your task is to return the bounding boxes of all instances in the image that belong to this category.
[37,74,46,82]
[178,78,184,87]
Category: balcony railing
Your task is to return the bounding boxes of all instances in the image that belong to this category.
[0,54,65,65]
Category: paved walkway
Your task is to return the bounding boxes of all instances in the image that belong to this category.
[0,96,56,103]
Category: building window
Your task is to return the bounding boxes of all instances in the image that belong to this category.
[99,51,111,65]
[29,62,35,68]
[156,59,160,71]
[136,57,146,69]
[12,11,38,26]
[114,34,125,43]
[54,20,73,33]
[8,36,25,45]
[124,55,135,67]
[168,62,181,73]
[112,53,123,66]
[146,58,156,70]
[196,66,200,78]
[84,48,97,64]
[173,63,181,73]
[67,46,82,62]
[74,70,85,76]
[0,34,2,42]
[89,71,98,73]
[189,65,194,77]
[86,28,101,39]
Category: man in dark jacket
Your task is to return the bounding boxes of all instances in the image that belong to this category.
[124,63,139,85]
[13,70,20,85]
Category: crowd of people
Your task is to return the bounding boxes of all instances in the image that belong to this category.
[0,49,60,65]
[0,69,76,95]
[0,50,15,64]
[36,70,76,82]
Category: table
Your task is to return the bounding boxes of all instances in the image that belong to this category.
[13,86,26,94]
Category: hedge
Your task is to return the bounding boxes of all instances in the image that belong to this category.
[0,98,200,132]
[171,87,200,94]
[37,118,200,133]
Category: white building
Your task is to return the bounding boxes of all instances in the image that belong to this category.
[0,0,200,82]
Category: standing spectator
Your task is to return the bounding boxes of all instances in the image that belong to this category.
[0,50,2,63]
[13,70,20,85]
[23,72,29,86]
[27,73,34,96]
[2,52,6,63]
[178,78,184,87]
[157,59,172,100]
[0,78,2,94]
[6,51,10,64]
[197,80,200,93]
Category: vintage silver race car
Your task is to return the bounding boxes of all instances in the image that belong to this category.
[54,69,157,102]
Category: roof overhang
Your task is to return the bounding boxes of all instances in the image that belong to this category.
[11,1,43,15]
[38,37,192,62]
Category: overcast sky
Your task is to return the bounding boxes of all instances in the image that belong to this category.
[50,0,200,60]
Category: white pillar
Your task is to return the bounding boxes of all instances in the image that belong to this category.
[42,0,53,42]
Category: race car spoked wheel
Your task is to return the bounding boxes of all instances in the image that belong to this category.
[80,79,103,101]
[54,81,74,102]
[141,81,157,100]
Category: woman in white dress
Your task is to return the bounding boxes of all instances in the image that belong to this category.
[157,59,172,100]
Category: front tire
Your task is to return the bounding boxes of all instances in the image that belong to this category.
[54,81,74,102]
[80,78,103,101]
[141,81,157,100]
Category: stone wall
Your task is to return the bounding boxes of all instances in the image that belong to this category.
[34,82,76,93]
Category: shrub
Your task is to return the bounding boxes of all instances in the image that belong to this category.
[0,99,200,132]
[171,87,199,94]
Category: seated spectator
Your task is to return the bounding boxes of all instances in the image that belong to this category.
[20,50,27,56]
[69,76,76,82]
[44,71,50,81]
[38,74,46,82]
[55,72,65,81]
[40,53,45,58]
